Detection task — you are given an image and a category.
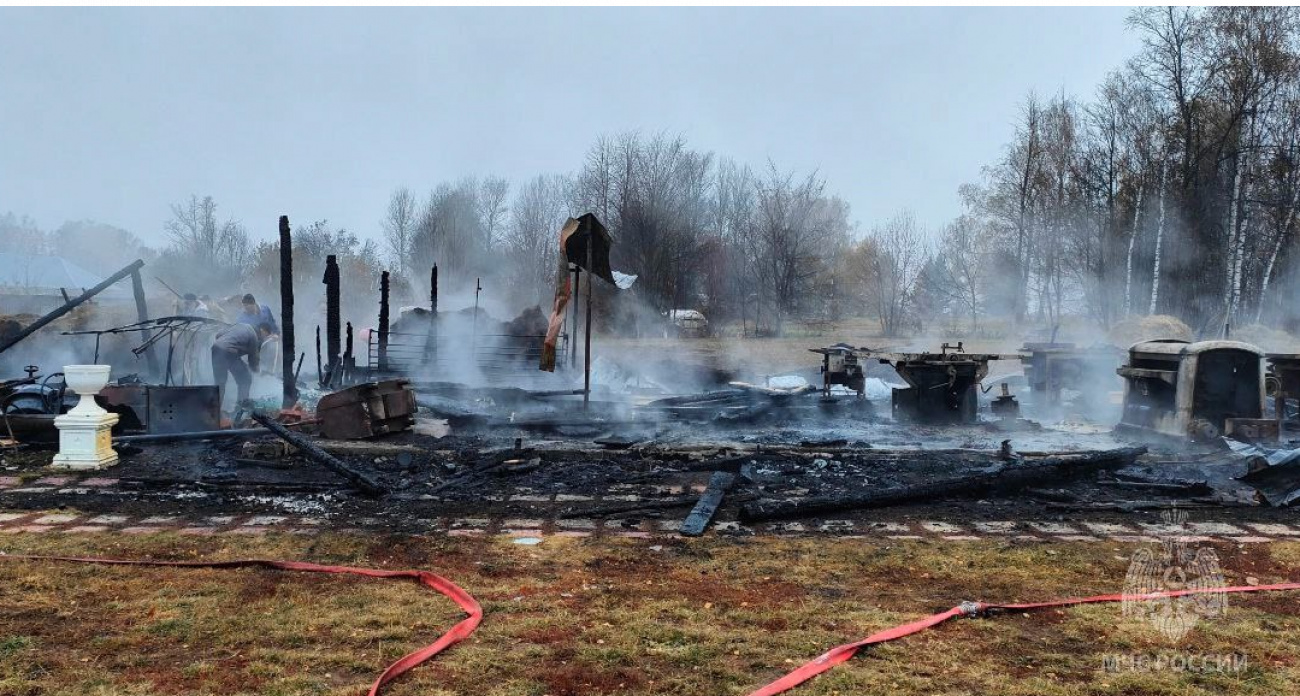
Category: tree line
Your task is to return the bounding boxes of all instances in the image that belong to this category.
[933,7,1300,337]
[6,8,1299,340]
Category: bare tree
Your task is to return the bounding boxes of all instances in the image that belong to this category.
[0,213,50,255]
[382,187,417,276]
[925,216,988,330]
[162,194,251,290]
[505,174,571,306]
[477,176,511,252]
[853,211,928,335]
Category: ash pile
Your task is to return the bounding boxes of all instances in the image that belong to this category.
[4,216,1300,534]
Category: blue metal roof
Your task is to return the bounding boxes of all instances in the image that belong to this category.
[0,252,132,297]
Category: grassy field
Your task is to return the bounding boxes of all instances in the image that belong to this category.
[1,532,1298,696]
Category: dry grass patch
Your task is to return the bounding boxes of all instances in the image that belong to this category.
[1,533,1298,695]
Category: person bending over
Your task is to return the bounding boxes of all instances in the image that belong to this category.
[211,321,271,406]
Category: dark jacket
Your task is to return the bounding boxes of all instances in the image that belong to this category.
[236,304,279,334]
[213,323,261,372]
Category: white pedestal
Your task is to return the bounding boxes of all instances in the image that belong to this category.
[52,410,120,470]
[52,364,119,471]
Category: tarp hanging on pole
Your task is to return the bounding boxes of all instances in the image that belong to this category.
[540,214,626,372]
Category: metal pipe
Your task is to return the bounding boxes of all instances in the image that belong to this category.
[584,239,593,409]
[570,265,580,370]
[0,259,145,355]
[471,277,481,359]
[113,428,265,444]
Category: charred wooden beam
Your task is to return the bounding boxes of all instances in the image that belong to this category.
[423,265,439,364]
[129,269,159,376]
[323,254,341,386]
[680,471,736,536]
[740,447,1147,522]
[250,412,387,496]
[344,321,354,384]
[279,216,298,409]
[560,496,698,518]
[315,325,323,386]
[0,259,145,355]
[430,264,439,314]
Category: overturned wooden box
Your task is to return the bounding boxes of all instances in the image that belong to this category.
[316,379,417,440]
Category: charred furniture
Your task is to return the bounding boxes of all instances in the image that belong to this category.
[316,379,417,440]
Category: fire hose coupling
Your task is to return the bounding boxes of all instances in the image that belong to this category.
[957,600,985,616]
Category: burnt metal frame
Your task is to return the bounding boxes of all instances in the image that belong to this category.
[62,316,228,386]
[366,330,569,379]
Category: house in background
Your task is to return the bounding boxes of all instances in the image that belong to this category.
[0,252,134,315]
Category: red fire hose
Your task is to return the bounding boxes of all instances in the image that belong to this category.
[745,581,1300,696]
[748,582,1300,696]
[0,554,482,696]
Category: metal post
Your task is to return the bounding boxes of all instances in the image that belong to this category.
[570,265,580,370]
[279,216,298,408]
[471,277,482,367]
[584,240,593,409]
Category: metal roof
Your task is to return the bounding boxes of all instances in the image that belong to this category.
[0,252,131,297]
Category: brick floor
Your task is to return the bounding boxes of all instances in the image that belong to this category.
[34,513,80,524]
[61,525,109,534]
[0,504,1296,545]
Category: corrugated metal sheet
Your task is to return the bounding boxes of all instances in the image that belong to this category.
[0,252,132,297]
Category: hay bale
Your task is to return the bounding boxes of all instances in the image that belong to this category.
[1230,324,1300,354]
[1108,315,1192,348]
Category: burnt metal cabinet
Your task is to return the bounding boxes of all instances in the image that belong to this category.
[98,384,221,434]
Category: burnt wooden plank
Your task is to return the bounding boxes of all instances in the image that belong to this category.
[680,471,736,537]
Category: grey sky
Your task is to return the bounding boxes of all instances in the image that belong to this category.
[1,7,1141,247]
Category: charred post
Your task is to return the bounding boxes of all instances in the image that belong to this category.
[344,321,354,384]
[249,412,387,496]
[279,216,298,408]
[129,269,159,376]
[423,265,439,364]
[315,325,323,386]
[323,254,341,387]
[377,270,390,373]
